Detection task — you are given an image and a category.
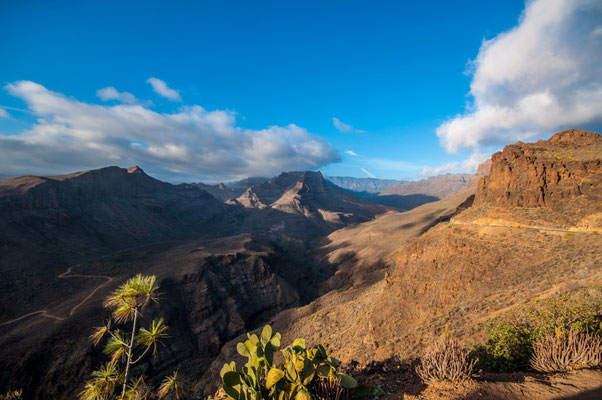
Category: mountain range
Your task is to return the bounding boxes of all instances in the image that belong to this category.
[0,129,600,399]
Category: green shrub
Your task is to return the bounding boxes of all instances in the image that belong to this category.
[473,289,602,372]
[220,325,376,400]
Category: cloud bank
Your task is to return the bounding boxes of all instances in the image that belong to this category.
[437,0,602,152]
[0,81,340,182]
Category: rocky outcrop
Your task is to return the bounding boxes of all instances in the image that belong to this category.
[475,129,602,208]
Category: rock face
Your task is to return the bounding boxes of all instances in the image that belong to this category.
[475,129,602,208]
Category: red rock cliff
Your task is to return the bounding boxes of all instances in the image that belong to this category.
[474,129,602,207]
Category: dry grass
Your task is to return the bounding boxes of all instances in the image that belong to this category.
[416,337,477,385]
[531,329,602,372]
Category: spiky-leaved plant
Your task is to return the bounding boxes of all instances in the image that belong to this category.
[157,370,184,399]
[80,274,171,400]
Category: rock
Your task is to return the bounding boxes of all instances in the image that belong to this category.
[475,129,602,207]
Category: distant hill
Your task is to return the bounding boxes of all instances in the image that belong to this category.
[324,175,406,193]
[193,177,269,201]
[380,173,471,198]
[232,171,390,228]
[0,166,225,252]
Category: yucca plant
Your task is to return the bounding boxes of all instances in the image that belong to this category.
[81,274,179,400]
[157,370,184,399]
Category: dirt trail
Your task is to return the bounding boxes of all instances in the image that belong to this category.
[0,242,176,327]
[0,266,113,326]
[449,221,600,235]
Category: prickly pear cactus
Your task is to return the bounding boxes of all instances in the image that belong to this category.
[220,325,358,400]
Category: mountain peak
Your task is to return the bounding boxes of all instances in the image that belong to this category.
[126,165,145,174]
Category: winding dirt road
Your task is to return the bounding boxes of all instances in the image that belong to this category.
[0,266,113,327]
[0,241,181,327]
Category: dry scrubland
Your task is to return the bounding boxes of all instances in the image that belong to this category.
[205,130,602,399]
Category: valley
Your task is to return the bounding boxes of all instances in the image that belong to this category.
[0,130,600,399]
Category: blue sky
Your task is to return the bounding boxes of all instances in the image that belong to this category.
[1,0,601,182]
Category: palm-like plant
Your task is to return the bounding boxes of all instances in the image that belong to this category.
[157,370,183,399]
[79,363,119,400]
[81,274,170,400]
[123,376,151,400]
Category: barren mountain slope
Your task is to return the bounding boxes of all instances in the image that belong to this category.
[325,176,406,193]
[366,129,602,360]
[202,130,601,398]
[198,167,487,395]
[380,173,471,199]
[0,166,226,319]
[234,171,390,228]
[0,234,322,399]
[193,177,269,201]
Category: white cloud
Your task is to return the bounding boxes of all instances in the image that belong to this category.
[0,81,340,182]
[96,87,140,104]
[0,108,8,118]
[345,149,358,156]
[146,77,182,102]
[332,117,366,133]
[461,150,489,173]
[419,162,459,177]
[437,0,602,152]
[419,150,489,177]
[360,167,375,178]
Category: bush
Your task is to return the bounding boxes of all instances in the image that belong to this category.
[474,289,602,372]
[531,329,602,372]
[416,337,477,385]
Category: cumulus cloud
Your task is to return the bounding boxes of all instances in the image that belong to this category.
[419,162,459,177]
[360,167,376,178]
[146,77,182,102]
[345,149,358,156]
[0,81,340,182]
[332,117,366,133]
[437,0,602,152]
[96,87,140,104]
[419,150,489,177]
[461,151,489,172]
